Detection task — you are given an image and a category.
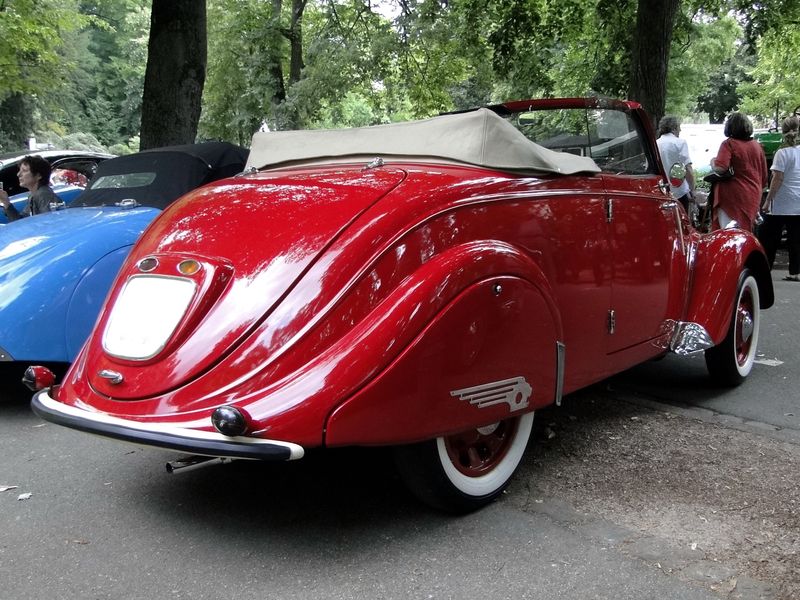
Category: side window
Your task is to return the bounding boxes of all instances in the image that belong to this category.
[50,158,103,187]
[507,109,590,156]
[587,109,655,175]
[51,168,89,188]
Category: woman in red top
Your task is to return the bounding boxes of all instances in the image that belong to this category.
[710,112,769,232]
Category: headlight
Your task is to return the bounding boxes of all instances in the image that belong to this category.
[102,275,197,360]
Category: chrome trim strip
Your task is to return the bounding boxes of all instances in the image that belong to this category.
[555,341,565,406]
[450,376,532,411]
[32,390,305,460]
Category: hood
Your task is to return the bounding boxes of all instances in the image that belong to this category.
[0,206,159,361]
[84,166,407,399]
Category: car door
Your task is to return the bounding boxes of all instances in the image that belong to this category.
[588,107,688,354]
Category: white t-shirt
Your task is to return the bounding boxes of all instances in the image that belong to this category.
[771,146,800,215]
[656,133,692,197]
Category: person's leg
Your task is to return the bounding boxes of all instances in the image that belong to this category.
[716,207,733,229]
[784,216,800,277]
[757,213,783,269]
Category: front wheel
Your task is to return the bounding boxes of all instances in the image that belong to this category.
[705,269,760,386]
[393,413,534,514]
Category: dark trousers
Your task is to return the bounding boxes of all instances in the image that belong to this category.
[676,193,690,213]
[757,214,800,274]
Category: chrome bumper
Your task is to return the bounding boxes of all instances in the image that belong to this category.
[31,389,305,461]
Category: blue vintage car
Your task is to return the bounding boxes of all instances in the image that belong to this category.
[0,142,248,369]
[0,184,85,222]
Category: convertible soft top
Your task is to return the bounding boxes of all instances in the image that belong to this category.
[247,108,601,175]
[77,142,248,210]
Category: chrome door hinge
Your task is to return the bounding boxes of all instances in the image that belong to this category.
[606,198,613,222]
[607,309,616,334]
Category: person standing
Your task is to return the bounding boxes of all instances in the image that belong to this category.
[709,112,769,232]
[759,115,800,281]
[0,155,59,221]
[656,116,695,212]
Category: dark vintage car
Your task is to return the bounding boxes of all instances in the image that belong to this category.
[0,143,247,368]
[0,149,115,222]
[31,99,774,513]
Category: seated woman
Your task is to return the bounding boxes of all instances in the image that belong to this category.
[0,155,60,221]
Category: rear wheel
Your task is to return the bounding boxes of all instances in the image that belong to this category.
[393,413,534,513]
[705,269,760,386]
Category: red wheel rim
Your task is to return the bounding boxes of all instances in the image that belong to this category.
[443,418,520,477]
[735,285,755,367]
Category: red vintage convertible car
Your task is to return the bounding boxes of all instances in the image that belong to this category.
[30,98,773,513]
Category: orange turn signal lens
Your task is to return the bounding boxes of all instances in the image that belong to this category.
[178,260,201,276]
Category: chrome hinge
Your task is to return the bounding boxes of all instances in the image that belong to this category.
[606,198,613,222]
[607,309,616,334]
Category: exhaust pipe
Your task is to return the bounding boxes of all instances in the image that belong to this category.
[165,455,232,474]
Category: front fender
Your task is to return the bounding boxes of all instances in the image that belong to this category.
[687,231,773,344]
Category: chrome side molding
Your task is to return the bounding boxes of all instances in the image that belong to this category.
[555,341,565,406]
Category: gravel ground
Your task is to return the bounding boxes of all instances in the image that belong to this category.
[517,386,800,599]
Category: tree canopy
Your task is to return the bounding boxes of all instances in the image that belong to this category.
[1,0,798,153]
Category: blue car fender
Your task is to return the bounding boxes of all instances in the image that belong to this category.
[0,207,159,363]
[65,245,133,360]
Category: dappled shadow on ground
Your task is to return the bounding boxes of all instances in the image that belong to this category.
[125,445,445,544]
[518,385,800,598]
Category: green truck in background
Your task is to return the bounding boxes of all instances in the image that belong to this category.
[754,130,782,168]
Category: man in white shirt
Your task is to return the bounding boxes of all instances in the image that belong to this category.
[656,116,696,212]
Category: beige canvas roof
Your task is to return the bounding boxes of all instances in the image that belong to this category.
[246,108,600,175]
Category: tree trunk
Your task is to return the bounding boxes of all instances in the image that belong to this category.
[139,0,207,149]
[288,0,307,85]
[628,0,680,128]
[269,0,287,110]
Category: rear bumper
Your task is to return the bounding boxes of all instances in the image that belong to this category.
[31,389,304,461]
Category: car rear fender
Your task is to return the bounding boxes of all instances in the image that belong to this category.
[322,240,564,447]
[686,231,773,345]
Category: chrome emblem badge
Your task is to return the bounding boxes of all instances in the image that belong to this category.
[450,376,532,411]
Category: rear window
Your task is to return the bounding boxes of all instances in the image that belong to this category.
[89,173,157,189]
[506,107,656,175]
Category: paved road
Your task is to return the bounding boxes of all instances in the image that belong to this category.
[1,395,721,600]
[1,266,796,600]
[611,267,800,439]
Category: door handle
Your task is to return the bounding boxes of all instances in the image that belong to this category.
[660,200,678,210]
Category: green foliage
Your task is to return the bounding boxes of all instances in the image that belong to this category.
[0,93,33,151]
[0,0,91,100]
[668,14,741,118]
[0,0,146,150]
[108,135,139,155]
[740,22,800,123]
[39,130,107,151]
[697,46,754,123]
[75,1,150,144]
[199,0,286,143]
[5,0,800,155]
